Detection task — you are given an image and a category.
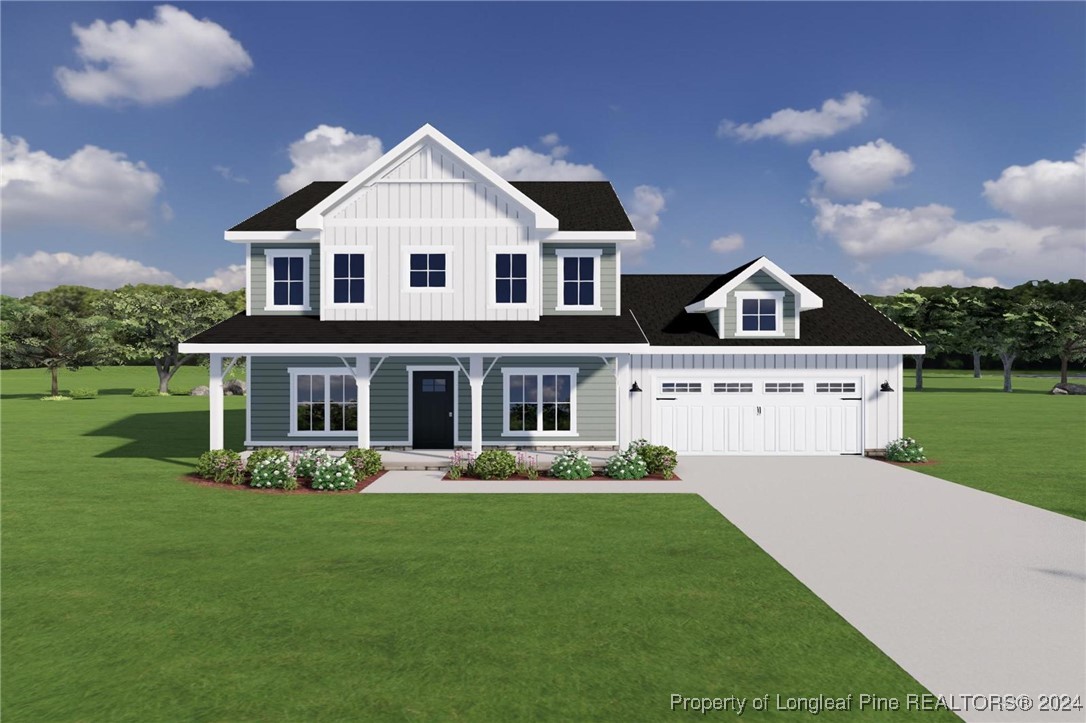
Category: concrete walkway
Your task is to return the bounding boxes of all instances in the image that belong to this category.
[366,457,1086,722]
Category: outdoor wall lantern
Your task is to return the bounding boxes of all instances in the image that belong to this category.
[629,381,643,393]
[880,381,895,392]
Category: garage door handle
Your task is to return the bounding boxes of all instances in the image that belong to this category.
[841,397,861,400]
[757,406,762,415]
[656,397,676,401]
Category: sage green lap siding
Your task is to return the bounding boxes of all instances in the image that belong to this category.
[722,270,796,338]
[541,243,617,315]
[249,243,321,316]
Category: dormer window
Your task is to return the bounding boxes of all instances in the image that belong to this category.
[734,290,785,337]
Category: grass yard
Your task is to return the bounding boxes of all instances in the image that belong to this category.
[904,371,1086,520]
[0,366,947,721]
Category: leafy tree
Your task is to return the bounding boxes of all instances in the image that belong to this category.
[96,285,233,393]
[22,285,105,318]
[872,291,961,390]
[223,289,246,315]
[1,302,104,395]
[1019,298,1086,384]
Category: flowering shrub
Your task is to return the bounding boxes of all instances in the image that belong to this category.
[472,450,517,480]
[516,452,539,480]
[631,441,678,479]
[886,437,927,463]
[343,448,383,480]
[247,449,294,489]
[605,449,648,480]
[294,449,331,479]
[448,449,468,479]
[310,456,357,491]
[549,449,593,480]
[196,449,245,485]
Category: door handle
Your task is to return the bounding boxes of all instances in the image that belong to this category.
[757,406,762,415]
[448,412,453,418]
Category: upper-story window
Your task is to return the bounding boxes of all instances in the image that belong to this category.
[323,246,371,306]
[556,249,602,311]
[734,290,785,337]
[407,251,448,290]
[495,253,527,304]
[265,249,311,311]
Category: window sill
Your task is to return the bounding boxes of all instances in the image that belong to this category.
[554,305,603,312]
[289,430,359,437]
[264,305,312,312]
[326,303,372,310]
[501,431,579,437]
[732,332,786,338]
[404,287,454,294]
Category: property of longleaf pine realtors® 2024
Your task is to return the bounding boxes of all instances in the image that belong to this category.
[668,693,1065,715]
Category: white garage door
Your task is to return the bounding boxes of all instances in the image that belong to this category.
[650,377,863,455]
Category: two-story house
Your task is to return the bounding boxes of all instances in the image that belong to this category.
[181,124,923,456]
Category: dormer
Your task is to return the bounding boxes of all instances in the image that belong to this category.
[682,257,823,340]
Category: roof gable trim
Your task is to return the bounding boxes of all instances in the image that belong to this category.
[684,257,823,313]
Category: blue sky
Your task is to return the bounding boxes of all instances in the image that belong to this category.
[2,2,1084,296]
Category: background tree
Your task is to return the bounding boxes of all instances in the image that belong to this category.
[871,291,960,390]
[0,302,104,395]
[1019,298,1086,384]
[96,285,233,393]
[22,285,105,318]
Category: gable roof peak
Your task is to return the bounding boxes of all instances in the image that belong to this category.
[684,256,823,313]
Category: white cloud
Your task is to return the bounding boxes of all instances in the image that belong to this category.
[474,144,603,181]
[719,92,872,144]
[1,134,163,232]
[625,185,667,257]
[55,5,252,105]
[870,269,1002,295]
[709,234,745,254]
[540,133,561,147]
[982,147,1086,228]
[276,125,384,195]
[0,251,247,297]
[808,139,914,199]
[214,165,248,184]
[810,198,956,257]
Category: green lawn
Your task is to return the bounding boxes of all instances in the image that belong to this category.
[1,366,946,721]
[904,371,1086,520]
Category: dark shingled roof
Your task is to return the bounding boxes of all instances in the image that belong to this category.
[229,181,632,232]
[185,311,648,346]
[622,274,919,347]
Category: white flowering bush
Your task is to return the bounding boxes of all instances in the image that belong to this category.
[605,449,648,480]
[549,449,593,480]
[248,449,295,489]
[310,457,357,491]
[294,449,331,479]
[886,437,927,463]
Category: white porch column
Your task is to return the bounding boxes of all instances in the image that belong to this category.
[209,353,224,450]
[469,355,483,454]
[356,355,371,449]
[616,354,632,448]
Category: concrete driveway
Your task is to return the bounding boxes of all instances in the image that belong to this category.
[682,456,1086,723]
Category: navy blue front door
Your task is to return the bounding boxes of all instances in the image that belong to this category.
[412,371,454,448]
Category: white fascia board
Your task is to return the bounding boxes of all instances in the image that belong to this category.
[640,345,927,355]
[295,123,560,232]
[542,231,639,242]
[179,342,651,355]
[224,230,319,243]
[685,256,824,313]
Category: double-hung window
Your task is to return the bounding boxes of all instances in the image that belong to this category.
[291,370,358,435]
[332,253,365,304]
[266,250,310,310]
[408,253,447,289]
[503,368,577,435]
[556,249,602,310]
[734,291,785,336]
[495,252,528,304]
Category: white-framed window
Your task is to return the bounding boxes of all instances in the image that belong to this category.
[661,382,703,394]
[402,246,452,292]
[714,382,754,393]
[734,290,785,337]
[816,382,857,394]
[556,248,602,310]
[765,382,804,393]
[265,249,311,310]
[502,367,578,436]
[288,368,358,435]
[324,246,372,308]
[492,249,529,306]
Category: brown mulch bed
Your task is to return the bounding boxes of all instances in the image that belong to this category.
[876,458,940,468]
[180,470,387,494]
[441,472,681,481]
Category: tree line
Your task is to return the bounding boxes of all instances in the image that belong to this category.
[1,285,243,396]
[863,279,1086,392]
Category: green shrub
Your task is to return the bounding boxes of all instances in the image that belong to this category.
[549,449,593,480]
[343,448,383,481]
[196,449,244,485]
[632,441,678,479]
[472,449,517,480]
[310,457,356,491]
[886,437,927,463]
[605,450,648,480]
[247,449,294,489]
[131,388,165,397]
[169,388,193,396]
[69,388,98,400]
[294,449,331,479]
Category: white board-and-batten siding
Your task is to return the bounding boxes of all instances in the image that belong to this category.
[626,354,904,452]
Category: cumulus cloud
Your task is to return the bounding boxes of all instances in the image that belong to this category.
[474,144,603,181]
[810,198,956,257]
[871,269,1002,295]
[624,185,667,257]
[276,125,384,195]
[982,147,1085,228]
[55,5,252,105]
[709,234,745,254]
[214,165,248,184]
[808,139,914,199]
[719,92,872,144]
[0,251,246,297]
[1,134,162,232]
